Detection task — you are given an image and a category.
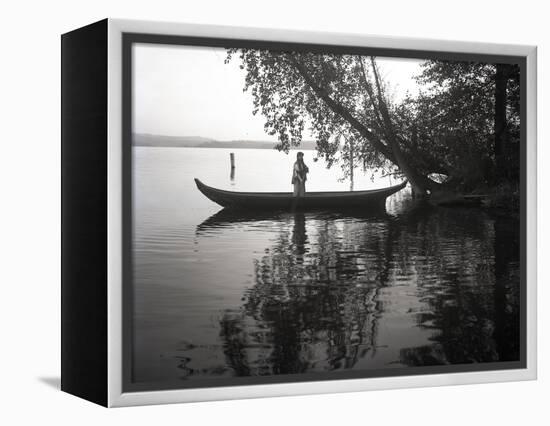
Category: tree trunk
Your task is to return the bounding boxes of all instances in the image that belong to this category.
[390,142,434,196]
[494,64,509,182]
[349,137,354,191]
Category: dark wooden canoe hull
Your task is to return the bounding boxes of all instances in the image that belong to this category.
[194,178,407,211]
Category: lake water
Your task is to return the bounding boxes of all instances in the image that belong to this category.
[132,147,520,387]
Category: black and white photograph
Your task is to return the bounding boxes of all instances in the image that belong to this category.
[4,0,548,421]
[127,38,524,391]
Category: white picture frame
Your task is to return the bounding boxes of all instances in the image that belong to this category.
[61,18,537,407]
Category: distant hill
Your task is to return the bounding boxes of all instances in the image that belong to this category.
[133,133,316,150]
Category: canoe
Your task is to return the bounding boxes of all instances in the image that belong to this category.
[194,178,407,211]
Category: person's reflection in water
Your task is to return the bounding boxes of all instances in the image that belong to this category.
[291,212,308,264]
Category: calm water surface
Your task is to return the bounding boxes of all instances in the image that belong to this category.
[132,147,520,385]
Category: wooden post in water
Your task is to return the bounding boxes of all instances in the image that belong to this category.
[349,138,354,191]
[230,152,235,181]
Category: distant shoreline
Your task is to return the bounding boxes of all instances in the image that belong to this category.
[133,133,316,150]
[135,145,311,151]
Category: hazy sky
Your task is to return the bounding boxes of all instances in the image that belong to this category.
[133,43,424,141]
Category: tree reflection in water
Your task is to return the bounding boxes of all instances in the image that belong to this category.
[215,209,395,376]
[398,209,520,366]
[189,203,520,378]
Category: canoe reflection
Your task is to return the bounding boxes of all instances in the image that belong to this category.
[195,207,392,236]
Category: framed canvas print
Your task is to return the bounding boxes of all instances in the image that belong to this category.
[61,18,537,407]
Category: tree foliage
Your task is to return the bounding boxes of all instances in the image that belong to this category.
[225,48,520,194]
[414,60,520,187]
[226,50,393,170]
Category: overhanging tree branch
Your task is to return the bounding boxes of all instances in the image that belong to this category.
[358,56,384,131]
[285,54,397,164]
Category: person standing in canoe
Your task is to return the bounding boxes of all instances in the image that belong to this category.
[292,151,309,197]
